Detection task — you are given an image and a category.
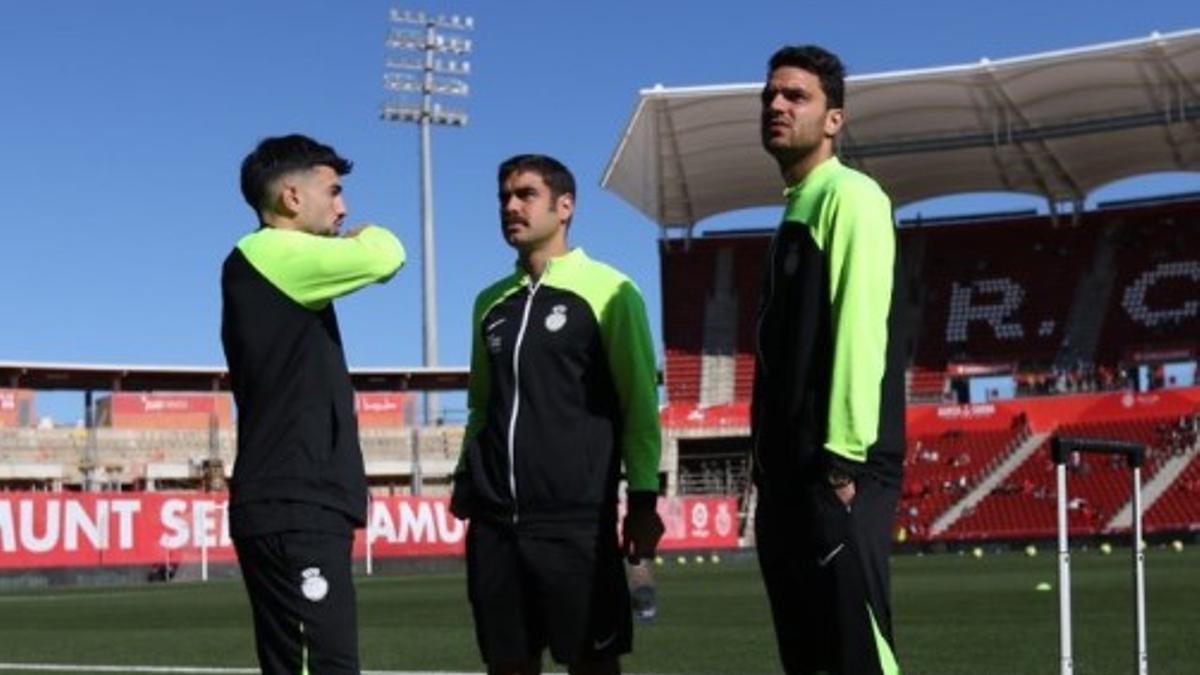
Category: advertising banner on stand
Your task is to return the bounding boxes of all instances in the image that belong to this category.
[0,493,742,569]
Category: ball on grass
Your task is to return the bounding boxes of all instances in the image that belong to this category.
[1171,540,1184,553]
[1024,545,1038,557]
[676,556,688,566]
[1100,542,1113,555]
[972,547,984,559]
[1035,582,1052,592]
[694,555,705,565]
[710,553,721,564]
[654,556,664,566]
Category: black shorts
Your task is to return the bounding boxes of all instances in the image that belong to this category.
[234,531,359,675]
[755,475,900,675]
[466,517,632,666]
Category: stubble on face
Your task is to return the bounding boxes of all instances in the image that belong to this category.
[760,66,836,173]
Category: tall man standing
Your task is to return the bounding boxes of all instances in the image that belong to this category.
[752,46,907,674]
[222,134,405,675]
[451,154,664,675]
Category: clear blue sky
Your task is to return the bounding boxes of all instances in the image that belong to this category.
[2,1,1196,423]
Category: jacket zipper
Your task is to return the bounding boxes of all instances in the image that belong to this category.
[506,280,541,524]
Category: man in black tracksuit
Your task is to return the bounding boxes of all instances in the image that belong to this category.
[753,47,907,674]
[451,155,664,675]
[222,135,404,675]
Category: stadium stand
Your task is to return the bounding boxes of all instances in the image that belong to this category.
[1145,449,1200,531]
[1092,199,1200,367]
[0,424,468,494]
[940,414,1194,540]
[896,426,1029,541]
[907,366,949,403]
[907,216,1095,369]
[651,196,1198,544]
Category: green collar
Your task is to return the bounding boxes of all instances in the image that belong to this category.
[783,155,842,201]
[514,247,588,285]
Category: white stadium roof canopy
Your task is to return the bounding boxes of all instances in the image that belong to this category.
[601,29,1200,230]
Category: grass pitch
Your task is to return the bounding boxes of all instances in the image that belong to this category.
[0,546,1196,674]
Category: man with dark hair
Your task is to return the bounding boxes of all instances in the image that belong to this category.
[451,154,664,675]
[752,45,906,674]
[222,133,405,675]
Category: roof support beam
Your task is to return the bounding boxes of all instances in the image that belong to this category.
[1141,41,1200,168]
[655,100,697,227]
[841,103,1200,159]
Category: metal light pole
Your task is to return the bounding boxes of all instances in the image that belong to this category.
[382,8,472,425]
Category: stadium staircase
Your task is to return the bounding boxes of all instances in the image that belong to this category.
[1056,222,1118,367]
[1106,441,1199,531]
[1144,448,1200,530]
[928,430,1048,537]
[699,248,738,407]
[900,233,928,372]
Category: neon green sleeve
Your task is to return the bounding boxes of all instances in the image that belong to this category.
[237,225,405,310]
[600,281,662,492]
[824,179,895,462]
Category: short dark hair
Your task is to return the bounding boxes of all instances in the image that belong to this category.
[240,134,352,214]
[498,154,576,203]
[768,45,846,109]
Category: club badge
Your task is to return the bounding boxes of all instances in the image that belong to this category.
[545,305,568,332]
[300,567,329,602]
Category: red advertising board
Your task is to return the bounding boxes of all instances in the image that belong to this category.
[652,495,740,551]
[0,492,234,568]
[110,393,224,416]
[355,392,408,428]
[101,393,234,429]
[1020,387,1200,432]
[906,386,1200,435]
[0,388,34,427]
[906,401,1021,435]
[0,493,740,569]
[660,403,750,430]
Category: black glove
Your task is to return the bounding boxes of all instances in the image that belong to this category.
[621,491,665,562]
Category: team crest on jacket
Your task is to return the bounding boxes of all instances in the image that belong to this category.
[545,305,568,332]
[300,567,329,602]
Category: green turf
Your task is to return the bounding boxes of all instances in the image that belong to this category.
[0,547,1196,674]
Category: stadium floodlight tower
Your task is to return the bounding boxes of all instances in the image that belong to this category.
[382,8,472,425]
